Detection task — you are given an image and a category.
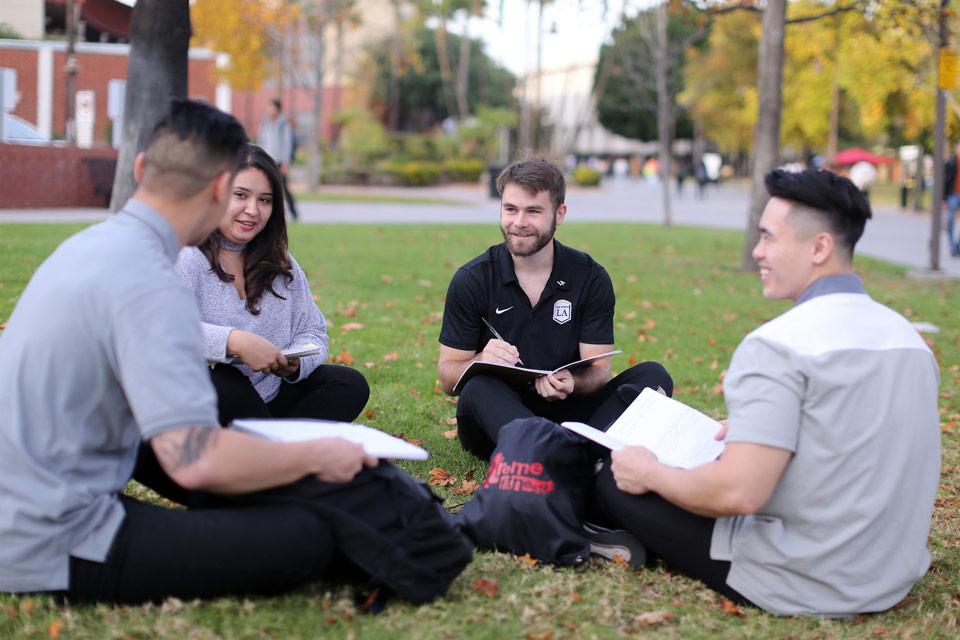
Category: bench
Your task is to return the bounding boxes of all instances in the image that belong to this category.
[82,157,117,207]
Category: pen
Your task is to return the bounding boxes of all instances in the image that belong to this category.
[481,316,524,366]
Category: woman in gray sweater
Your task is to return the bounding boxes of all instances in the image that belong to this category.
[175,144,368,425]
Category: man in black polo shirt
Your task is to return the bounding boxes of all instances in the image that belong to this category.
[438,158,673,459]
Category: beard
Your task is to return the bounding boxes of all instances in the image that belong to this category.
[501,215,557,257]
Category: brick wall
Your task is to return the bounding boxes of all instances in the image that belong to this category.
[0,143,118,208]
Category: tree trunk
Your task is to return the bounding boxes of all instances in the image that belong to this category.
[455,15,472,122]
[825,16,840,165]
[656,2,673,228]
[434,22,459,119]
[741,0,787,271]
[308,16,327,191]
[388,0,401,131]
[332,18,345,148]
[109,0,191,212]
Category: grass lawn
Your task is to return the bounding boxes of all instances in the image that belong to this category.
[0,221,958,639]
[296,192,470,206]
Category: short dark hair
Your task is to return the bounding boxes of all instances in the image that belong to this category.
[142,99,248,199]
[199,144,294,315]
[495,157,566,211]
[764,169,872,257]
[271,98,282,111]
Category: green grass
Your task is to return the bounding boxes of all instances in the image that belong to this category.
[296,192,469,206]
[1,222,958,639]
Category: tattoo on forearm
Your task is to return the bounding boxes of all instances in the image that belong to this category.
[156,427,219,472]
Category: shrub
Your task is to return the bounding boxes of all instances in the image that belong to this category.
[384,161,442,186]
[573,165,603,187]
[443,157,485,182]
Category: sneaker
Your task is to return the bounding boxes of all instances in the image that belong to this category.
[582,521,647,568]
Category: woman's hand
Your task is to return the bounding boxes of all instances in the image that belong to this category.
[227,330,287,374]
[274,358,301,379]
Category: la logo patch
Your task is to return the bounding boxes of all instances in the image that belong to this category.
[552,299,572,325]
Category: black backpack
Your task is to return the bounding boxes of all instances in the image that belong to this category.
[248,461,474,605]
[455,417,597,565]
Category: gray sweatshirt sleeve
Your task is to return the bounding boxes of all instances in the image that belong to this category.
[175,247,234,363]
[283,255,329,383]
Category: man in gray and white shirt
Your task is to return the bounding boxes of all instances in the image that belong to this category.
[595,169,940,618]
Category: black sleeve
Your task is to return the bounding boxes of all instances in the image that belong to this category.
[578,266,615,345]
[438,268,485,352]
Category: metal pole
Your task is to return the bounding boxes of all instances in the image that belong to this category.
[931,0,949,272]
[65,0,78,145]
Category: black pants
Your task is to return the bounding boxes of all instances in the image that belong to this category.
[593,461,751,606]
[282,172,298,220]
[212,363,369,426]
[63,492,335,604]
[456,362,673,460]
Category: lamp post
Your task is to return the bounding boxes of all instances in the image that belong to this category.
[931,0,953,272]
[65,0,79,145]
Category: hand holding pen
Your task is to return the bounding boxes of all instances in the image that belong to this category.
[480,316,524,366]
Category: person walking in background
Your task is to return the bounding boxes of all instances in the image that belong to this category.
[257,99,299,221]
[942,142,960,257]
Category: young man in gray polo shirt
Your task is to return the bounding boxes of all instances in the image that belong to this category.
[594,169,941,617]
[0,100,378,603]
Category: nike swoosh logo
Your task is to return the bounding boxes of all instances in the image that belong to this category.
[495,306,513,314]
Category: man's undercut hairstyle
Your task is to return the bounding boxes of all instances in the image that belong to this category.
[141,99,248,200]
[764,168,872,259]
[496,157,566,212]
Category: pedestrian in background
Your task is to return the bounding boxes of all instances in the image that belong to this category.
[257,99,299,221]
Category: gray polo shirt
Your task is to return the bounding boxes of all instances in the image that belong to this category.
[712,274,941,617]
[0,200,218,592]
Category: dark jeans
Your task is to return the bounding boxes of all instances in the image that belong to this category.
[282,172,298,220]
[63,492,335,604]
[593,461,751,606]
[212,363,370,426]
[456,362,673,460]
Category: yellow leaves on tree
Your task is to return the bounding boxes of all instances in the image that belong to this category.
[190,0,300,93]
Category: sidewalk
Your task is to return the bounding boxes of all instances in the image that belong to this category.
[2,178,959,278]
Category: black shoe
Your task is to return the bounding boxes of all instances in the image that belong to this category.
[582,522,647,568]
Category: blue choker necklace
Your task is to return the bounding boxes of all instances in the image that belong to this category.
[219,237,248,252]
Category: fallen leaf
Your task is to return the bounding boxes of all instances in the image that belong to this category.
[312,294,320,302]
[418,279,432,287]
[23,601,33,613]
[402,434,422,446]
[720,598,744,616]
[380,275,393,283]
[442,397,458,404]
[569,592,582,603]
[383,351,398,362]
[48,620,63,639]
[452,479,478,494]
[363,362,375,368]
[612,554,629,567]
[636,610,675,625]
[628,355,637,365]
[2,603,16,617]
[709,359,718,370]
[442,429,458,439]
[518,553,539,566]
[428,467,457,486]
[364,410,376,419]
[563,621,578,630]
[339,322,365,331]
[527,632,552,639]
[325,615,337,624]
[331,349,354,366]
[358,587,381,613]
[0,322,6,329]
[472,578,498,597]
[409,388,422,396]
[443,416,457,426]
[342,306,357,317]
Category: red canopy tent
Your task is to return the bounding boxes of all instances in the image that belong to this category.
[833,148,894,166]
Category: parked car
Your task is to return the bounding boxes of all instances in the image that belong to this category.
[1,113,59,145]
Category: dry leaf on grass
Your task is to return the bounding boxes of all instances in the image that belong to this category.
[442,429,458,439]
[526,632,553,639]
[443,416,457,426]
[518,553,539,567]
[720,598,744,616]
[452,479,478,494]
[48,620,63,639]
[428,467,456,486]
[341,307,357,317]
[383,351,399,362]
[364,410,376,419]
[472,578,498,597]
[339,322,365,332]
[331,349,354,366]
[635,610,675,625]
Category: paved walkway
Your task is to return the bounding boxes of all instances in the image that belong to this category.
[2,178,959,278]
